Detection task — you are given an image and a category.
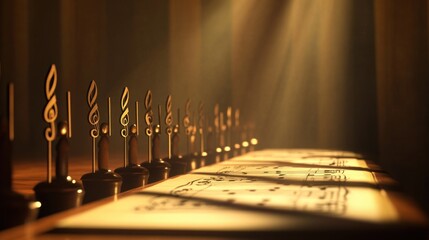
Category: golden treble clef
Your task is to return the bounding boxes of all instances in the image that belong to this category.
[44,64,58,142]
[87,80,100,138]
[198,102,205,154]
[144,90,153,162]
[43,64,58,183]
[120,87,130,138]
[214,103,219,133]
[145,90,153,131]
[226,106,232,148]
[120,87,130,167]
[165,95,173,158]
[183,99,191,136]
[165,95,173,133]
[183,99,193,154]
[198,102,204,132]
[87,80,100,172]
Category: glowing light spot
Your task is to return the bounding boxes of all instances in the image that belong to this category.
[31,201,42,209]
[216,147,222,153]
[77,189,83,194]
[234,143,241,149]
[60,126,67,136]
[224,146,231,152]
[242,141,249,147]
[250,138,258,145]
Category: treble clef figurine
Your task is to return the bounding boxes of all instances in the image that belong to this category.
[206,114,217,164]
[224,106,233,159]
[219,109,229,160]
[183,99,192,154]
[119,87,130,167]
[171,108,181,158]
[145,90,153,162]
[164,96,187,177]
[1,80,32,229]
[152,104,162,161]
[115,88,149,192]
[141,91,170,184]
[195,101,208,168]
[81,80,122,204]
[44,65,58,183]
[181,99,198,171]
[233,108,242,157]
[34,64,83,218]
[165,96,173,159]
[213,104,224,160]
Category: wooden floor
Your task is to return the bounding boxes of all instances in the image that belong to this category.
[12,155,124,197]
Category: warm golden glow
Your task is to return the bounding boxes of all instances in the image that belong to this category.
[242,141,249,147]
[60,125,68,136]
[30,201,42,209]
[232,0,354,149]
[216,147,222,153]
[224,146,231,152]
[250,138,258,146]
[58,149,399,232]
[191,161,197,170]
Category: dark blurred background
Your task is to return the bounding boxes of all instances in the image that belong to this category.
[1,0,428,213]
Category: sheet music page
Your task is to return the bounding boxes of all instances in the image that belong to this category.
[57,149,398,232]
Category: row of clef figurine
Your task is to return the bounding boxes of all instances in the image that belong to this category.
[0,63,258,226]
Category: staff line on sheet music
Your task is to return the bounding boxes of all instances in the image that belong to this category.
[189,172,381,190]
[133,190,370,226]
[222,160,385,173]
[134,166,368,217]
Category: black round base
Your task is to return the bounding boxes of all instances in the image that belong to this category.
[205,151,221,165]
[141,159,171,184]
[165,156,187,177]
[0,191,31,230]
[33,178,84,218]
[181,154,198,172]
[81,171,122,204]
[114,165,149,192]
